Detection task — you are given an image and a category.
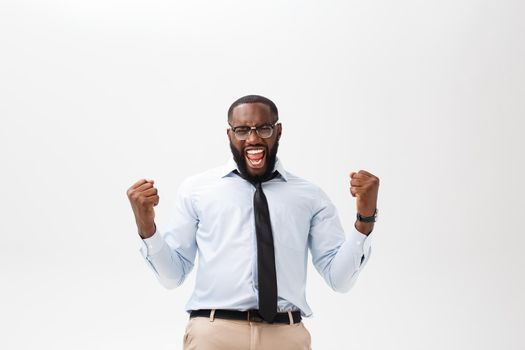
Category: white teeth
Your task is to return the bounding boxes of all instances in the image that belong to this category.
[246,149,264,154]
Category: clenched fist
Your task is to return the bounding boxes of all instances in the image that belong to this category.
[349,170,380,235]
[127,179,159,238]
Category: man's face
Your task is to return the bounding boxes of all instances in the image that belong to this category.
[227,102,282,181]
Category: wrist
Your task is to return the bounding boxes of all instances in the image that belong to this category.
[358,209,376,217]
[355,220,374,236]
[356,208,378,223]
[138,222,156,239]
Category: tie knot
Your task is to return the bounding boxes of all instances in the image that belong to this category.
[233,170,279,186]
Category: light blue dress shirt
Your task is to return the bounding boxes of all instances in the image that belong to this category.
[139,157,372,317]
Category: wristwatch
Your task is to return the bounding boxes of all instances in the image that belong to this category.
[356,208,378,223]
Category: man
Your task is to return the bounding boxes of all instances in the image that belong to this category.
[127,95,379,350]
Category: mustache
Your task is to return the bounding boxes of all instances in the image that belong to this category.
[243,144,267,151]
[229,139,279,183]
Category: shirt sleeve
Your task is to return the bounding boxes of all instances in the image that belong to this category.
[308,188,372,293]
[139,179,199,289]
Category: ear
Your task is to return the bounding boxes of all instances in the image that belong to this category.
[226,128,234,142]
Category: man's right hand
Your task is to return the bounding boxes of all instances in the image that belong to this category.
[127,179,159,239]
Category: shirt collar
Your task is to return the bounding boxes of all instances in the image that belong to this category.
[220,156,288,182]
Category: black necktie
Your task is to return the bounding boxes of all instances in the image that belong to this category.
[234,170,279,323]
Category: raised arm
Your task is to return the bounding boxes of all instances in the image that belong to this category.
[309,170,379,293]
[127,179,198,289]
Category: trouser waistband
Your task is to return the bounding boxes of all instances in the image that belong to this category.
[189,309,302,324]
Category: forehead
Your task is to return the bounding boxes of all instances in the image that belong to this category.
[230,103,274,126]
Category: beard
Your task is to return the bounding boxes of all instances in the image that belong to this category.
[229,139,279,183]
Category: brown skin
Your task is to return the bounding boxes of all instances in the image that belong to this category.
[127,101,380,238]
[350,170,380,235]
[227,102,282,178]
[127,179,158,238]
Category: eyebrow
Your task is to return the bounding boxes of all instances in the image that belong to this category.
[231,122,275,128]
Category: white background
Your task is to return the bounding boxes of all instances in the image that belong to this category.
[1,0,524,349]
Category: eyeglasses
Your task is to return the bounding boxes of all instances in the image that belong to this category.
[229,123,279,141]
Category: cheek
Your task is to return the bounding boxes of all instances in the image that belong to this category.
[228,133,240,147]
[268,138,279,150]
[230,139,245,153]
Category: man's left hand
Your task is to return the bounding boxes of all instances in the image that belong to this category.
[350,170,379,235]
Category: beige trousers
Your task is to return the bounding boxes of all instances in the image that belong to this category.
[183,310,312,350]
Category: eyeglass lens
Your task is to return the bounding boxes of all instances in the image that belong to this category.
[234,125,273,140]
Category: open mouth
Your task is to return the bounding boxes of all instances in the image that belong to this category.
[245,147,266,169]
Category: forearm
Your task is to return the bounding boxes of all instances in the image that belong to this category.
[137,221,156,239]
[327,227,372,293]
[140,231,192,289]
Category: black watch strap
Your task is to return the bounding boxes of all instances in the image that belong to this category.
[356,209,378,223]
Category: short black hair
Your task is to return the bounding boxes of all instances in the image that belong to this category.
[227,95,279,123]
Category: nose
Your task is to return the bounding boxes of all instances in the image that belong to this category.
[245,127,263,144]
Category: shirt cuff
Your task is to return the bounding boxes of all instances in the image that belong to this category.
[140,230,165,257]
[349,226,372,259]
